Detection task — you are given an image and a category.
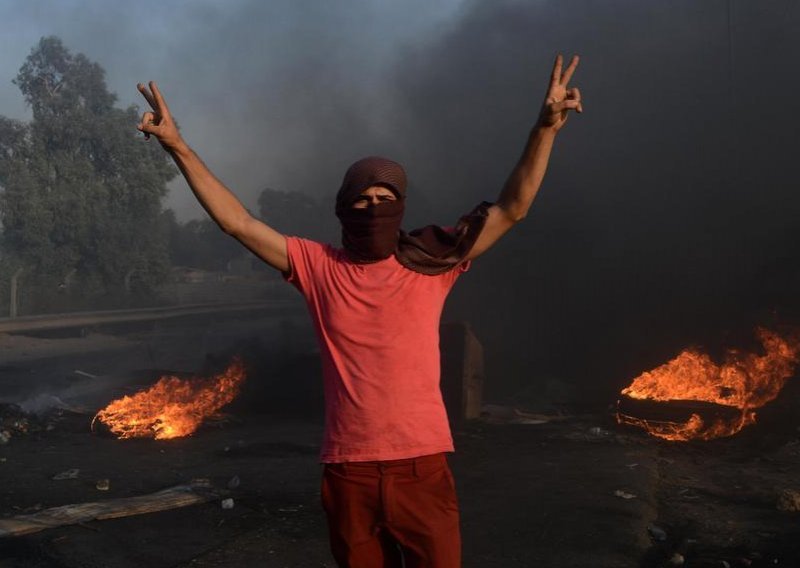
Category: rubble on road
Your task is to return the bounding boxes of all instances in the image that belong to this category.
[776,488,800,512]
[0,481,224,538]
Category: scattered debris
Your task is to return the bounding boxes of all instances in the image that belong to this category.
[648,525,668,542]
[0,481,222,538]
[613,489,637,500]
[589,426,612,437]
[52,468,80,480]
[95,479,110,491]
[562,424,626,443]
[1,400,87,437]
[776,488,800,512]
[72,370,99,380]
[0,404,31,435]
[668,552,685,565]
[278,505,303,513]
[221,498,234,510]
[479,404,564,425]
[227,475,240,489]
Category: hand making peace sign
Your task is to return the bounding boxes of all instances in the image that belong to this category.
[136,81,183,150]
[538,54,582,132]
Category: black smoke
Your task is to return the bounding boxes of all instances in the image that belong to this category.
[3,0,799,401]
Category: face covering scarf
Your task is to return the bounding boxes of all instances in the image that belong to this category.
[335,156,490,275]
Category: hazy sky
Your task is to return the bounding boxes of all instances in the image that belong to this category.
[0,0,465,219]
[2,1,799,395]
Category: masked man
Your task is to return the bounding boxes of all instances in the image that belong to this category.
[137,54,581,568]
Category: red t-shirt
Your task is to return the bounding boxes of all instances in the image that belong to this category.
[284,237,469,463]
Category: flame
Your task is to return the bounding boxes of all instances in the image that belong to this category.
[93,358,246,440]
[617,329,799,441]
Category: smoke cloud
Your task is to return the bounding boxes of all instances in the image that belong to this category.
[1,0,798,398]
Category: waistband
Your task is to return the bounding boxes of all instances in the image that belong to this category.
[324,452,448,476]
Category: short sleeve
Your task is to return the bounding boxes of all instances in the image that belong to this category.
[282,237,327,298]
[436,259,471,289]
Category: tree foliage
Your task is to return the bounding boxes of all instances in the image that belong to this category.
[162,210,244,272]
[0,37,176,310]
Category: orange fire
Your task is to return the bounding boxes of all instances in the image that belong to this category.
[92,358,246,439]
[617,328,799,441]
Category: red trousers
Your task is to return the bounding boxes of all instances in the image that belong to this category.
[321,453,461,568]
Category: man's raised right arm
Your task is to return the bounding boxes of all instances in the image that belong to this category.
[136,81,289,273]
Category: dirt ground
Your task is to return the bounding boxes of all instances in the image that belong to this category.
[0,313,798,567]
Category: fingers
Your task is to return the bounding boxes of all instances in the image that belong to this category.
[137,83,157,111]
[137,111,158,140]
[549,99,582,114]
[560,55,580,86]
[136,81,174,142]
[566,87,583,113]
[541,58,583,129]
[137,81,171,119]
[549,54,563,91]
[149,81,171,118]
[137,111,156,128]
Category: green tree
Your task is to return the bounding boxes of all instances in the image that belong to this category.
[163,212,244,272]
[0,37,176,311]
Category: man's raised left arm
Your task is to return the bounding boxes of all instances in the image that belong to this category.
[466,54,582,260]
